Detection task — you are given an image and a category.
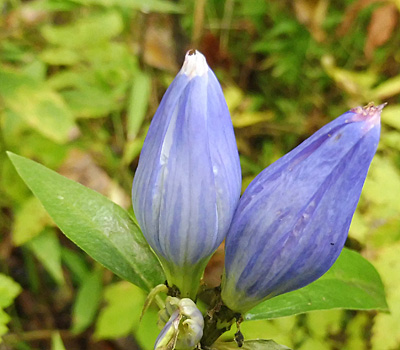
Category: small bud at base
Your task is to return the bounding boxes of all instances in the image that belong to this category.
[155,297,204,350]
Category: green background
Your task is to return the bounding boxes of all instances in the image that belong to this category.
[1,0,400,349]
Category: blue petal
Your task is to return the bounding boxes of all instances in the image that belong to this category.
[154,309,180,349]
[222,104,382,312]
[132,51,241,295]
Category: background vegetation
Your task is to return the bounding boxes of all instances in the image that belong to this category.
[1,0,400,349]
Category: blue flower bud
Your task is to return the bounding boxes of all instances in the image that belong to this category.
[132,50,241,298]
[221,103,383,313]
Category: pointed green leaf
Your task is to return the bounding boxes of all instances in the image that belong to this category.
[71,0,184,13]
[71,268,103,334]
[61,247,90,284]
[51,332,67,350]
[28,228,64,286]
[95,281,145,339]
[246,248,388,320]
[0,68,76,144]
[0,274,22,342]
[41,11,123,48]
[7,152,165,291]
[12,196,52,246]
[127,70,151,140]
[0,274,21,308]
[212,339,291,349]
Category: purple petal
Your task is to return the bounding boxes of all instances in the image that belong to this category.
[132,50,241,295]
[222,104,382,313]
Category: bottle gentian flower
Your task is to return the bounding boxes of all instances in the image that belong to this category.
[221,103,383,313]
[132,50,241,298]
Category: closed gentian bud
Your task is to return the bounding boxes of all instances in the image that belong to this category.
[155,297,204,350]
[221,103,383,313]
[132,50,241,298]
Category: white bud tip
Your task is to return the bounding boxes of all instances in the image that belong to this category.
[180,49,209,79]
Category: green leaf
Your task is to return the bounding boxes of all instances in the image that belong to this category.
[40,48,80,66]
[0,274,21,308]
[362,156,400,215]
[0,274,22,342]
[61,247,90,284]
[0,310,10,342]
[62,86,117,119]
[71,268,103,334]
[127,70,151,140]
[0,68,76,144]
[94,281,145,339]
[28,228,65,286]
[51,332,67,350]
[211,339,291,350]
[72,0,184,13]
[134,303,160,349]
[7,152,165,291]
[382,131,400,152]
[41,11,123,48]
[381,105,400,130]
[12,196,52,246]
[245,248,388,321]
[371,242,400,350]
[372,74,400,100]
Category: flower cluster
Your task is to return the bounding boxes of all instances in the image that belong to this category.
[132,50,382,349]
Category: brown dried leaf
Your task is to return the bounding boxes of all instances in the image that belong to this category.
[365,3,398,59]
[293,0,329,42]
[58,149,130,209]
[203,242,225,288]
[199,32,232,71]
[142,14,178,72]
[5,4,48,30]
[336,0,384,37]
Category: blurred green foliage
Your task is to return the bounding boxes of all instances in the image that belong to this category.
[1,0,400,349]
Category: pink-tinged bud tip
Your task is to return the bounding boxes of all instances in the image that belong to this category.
[350,102,385,130]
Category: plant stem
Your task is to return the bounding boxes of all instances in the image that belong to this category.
[3,329,72,344]
[160,257,208,300]
[200,288,240,348]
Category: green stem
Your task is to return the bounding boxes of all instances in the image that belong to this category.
[200,288,240,348]
[160,257,209,300]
